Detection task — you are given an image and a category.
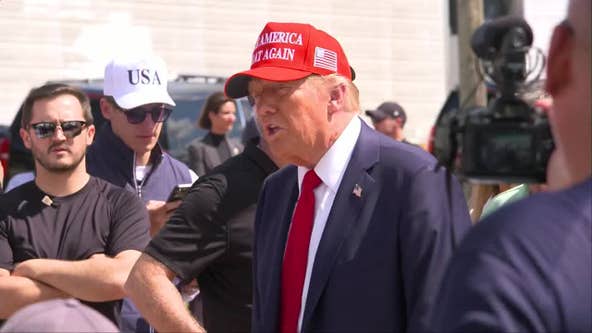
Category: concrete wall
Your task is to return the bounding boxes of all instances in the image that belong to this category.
[0,0,451,144]
[524,0,569,58]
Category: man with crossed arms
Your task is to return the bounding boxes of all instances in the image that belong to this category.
[0,83,149,326]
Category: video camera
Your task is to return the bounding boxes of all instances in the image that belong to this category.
[437,16,554,184]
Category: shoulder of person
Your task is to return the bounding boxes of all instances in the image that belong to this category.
[263,164,296,188]
[90,176,141,203]
[191,172,228,194]
[160,152,192,171]
[188,137,206,148]
[363,126,438,175]
[379,145,445,186]
[177,174,230,217]
[462,187,589,264]
[0,181,37,213]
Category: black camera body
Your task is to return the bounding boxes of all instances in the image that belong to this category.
[440,16,553,183]
[459,97,554,183]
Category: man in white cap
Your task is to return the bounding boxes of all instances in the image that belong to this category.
[86,53,197,333]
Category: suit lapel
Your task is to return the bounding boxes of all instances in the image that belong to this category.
[263,167,299,330]
[204,145,222,170]
[225,137,241,156]
[302,124,381,330]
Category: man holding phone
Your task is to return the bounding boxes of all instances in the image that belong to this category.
[167,184,192,202]
[86,53,197,333]
[87,53,197,236]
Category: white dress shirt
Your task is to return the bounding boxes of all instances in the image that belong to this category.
[295,116,361,331]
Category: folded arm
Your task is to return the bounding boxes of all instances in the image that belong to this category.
[12,249,142,302]
[0,268,69,319]
[125,253,205,333]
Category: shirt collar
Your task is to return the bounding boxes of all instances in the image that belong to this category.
[297,116,361,192]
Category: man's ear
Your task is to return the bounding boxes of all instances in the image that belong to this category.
[20,127,32,150]
[99,98,114,120]
[546,24,573,95]
[86,124,96,146]
[327,83,346,115]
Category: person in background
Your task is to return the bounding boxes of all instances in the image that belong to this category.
[86,53,197,332]
[224,21,472,332]
[430,0,591,331]
[187,91,243,175]
[365,101,416,145]
[126,119,286,333]
[4,171,35,193]
[0,83,149,327]
[88,53,198,235]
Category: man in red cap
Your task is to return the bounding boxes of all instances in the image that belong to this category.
[225,22,471,332]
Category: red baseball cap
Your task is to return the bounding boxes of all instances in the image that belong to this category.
[225,22,355,98]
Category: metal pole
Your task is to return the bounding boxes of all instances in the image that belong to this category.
[456,0,495,222]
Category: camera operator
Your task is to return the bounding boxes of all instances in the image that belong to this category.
[430,0,591,331]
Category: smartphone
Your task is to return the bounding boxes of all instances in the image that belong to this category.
[167,184,192,202]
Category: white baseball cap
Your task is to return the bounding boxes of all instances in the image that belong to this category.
[103,53,175,109]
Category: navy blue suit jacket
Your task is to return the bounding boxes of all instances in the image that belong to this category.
[252,121,472,332]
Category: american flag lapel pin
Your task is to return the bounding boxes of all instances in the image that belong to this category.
[352,184,363,198]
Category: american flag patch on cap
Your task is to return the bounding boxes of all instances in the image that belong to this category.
[313,47,337,71]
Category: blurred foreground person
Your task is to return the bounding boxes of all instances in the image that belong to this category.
[431,1,591,331]
[225,22,472,332]
[0,84,149,326]
[0,298,118,333]
[126,120,286,333]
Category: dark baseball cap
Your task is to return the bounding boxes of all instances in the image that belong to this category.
[0,298,118,332]
[365,102,406,124]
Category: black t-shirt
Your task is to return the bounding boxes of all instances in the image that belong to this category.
[0,176,150,325]
[146,143,278,333]
[431,178,592,332]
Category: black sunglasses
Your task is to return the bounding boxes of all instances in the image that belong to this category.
[28,121,87,139]
[119,104,173,125]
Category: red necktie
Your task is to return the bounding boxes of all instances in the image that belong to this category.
[281,170,322,333]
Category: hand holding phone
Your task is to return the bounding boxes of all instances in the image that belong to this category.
[167,184,192,202]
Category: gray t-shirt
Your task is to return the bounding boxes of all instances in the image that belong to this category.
[0,176,150,325]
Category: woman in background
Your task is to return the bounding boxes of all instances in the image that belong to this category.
[187,91,243,175]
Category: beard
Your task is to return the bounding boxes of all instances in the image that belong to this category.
[33,144,86,174]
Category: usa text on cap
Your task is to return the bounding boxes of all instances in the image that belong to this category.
[104,53,175,109]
